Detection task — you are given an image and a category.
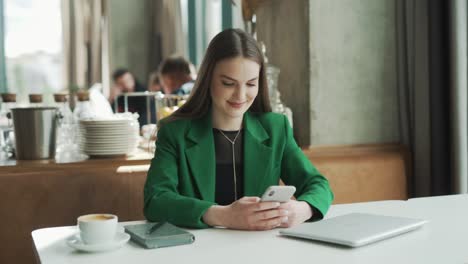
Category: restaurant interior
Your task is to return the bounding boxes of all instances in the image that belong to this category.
[0,0,466,263]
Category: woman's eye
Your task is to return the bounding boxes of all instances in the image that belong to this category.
[247,83,257,87]
[222,81,235,86]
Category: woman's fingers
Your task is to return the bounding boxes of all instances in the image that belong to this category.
[227,198,297,230]
[252,201,281,212]
[254,209,289,221]
[255,216,289,230]
[245,209,289,230]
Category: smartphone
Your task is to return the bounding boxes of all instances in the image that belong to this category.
[260,185,296,203]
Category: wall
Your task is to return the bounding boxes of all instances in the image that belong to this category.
[256,0,311,146]
[309,0,399,145]
[256,0,400,146]
[108,0,151,84]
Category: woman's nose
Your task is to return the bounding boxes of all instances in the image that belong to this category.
[233,85,247,100]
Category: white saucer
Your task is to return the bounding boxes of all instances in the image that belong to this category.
[66,232,130,252]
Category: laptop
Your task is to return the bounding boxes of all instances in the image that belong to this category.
[279,213,428,247]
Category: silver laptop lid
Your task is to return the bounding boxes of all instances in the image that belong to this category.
[279,213,428,247]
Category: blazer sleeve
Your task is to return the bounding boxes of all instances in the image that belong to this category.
[143,124,214,228]
[280,115,334,219]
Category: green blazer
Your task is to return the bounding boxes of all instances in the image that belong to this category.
[144,111,334,228]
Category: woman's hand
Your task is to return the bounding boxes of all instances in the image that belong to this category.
[203,197,289,230]
[277,200,313,228]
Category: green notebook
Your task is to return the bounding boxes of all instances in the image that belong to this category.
[124,222,195,249]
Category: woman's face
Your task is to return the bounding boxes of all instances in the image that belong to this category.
[210,56,260,120]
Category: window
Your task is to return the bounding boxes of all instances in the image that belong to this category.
[183,0,235,66]
[4,0,63,105]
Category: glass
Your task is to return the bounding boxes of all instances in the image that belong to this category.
[74,96,95,121]
[261,42,294,127]
[0,97,16,160]
[266,64,280,111]
[154,92,188,123]
[141,123,157,153]
[55,94,88,163]
[0,127,14,160]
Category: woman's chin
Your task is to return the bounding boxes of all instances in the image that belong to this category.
[224,108,246,118]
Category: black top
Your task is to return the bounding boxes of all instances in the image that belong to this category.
[213,129,244,206]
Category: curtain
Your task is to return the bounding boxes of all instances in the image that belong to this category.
[396,0,453,197]
[150,0,186,71]
[61,0,110,94]
[449,0,468,194]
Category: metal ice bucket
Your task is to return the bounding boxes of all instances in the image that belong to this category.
[10,107,59,160]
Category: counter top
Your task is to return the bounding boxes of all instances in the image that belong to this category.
[0,149,154,172]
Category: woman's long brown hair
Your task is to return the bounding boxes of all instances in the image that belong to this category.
[161,28,271,125]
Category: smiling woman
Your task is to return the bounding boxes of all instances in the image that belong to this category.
[143,28,334,231]
[210,57,260,130]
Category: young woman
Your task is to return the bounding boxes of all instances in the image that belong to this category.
[144,28,333,230]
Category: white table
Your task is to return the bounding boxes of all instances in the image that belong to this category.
[32,195,468,264]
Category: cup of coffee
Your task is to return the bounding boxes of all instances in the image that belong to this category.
[77,214,118,245]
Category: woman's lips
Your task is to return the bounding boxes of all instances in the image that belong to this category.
[227,101,245,108]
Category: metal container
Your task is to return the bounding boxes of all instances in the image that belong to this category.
[11,107,59,160]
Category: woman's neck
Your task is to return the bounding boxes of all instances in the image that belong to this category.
[212,111,243,131]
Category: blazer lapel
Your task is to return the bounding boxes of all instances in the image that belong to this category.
[184,111,273,201]
[185,114,216,202]
[243,112,273,196]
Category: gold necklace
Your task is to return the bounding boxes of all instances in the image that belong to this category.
[217,129,242,201]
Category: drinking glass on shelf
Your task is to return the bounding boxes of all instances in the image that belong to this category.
[54,93,87,163]
[154,92,188,123]
[0,130,11,160]
[141,123,157,153]
[0,93,17,160]
[73,92,94,120]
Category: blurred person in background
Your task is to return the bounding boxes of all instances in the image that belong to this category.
[110,68,149,126]
[158,56,195,95]
[148,71,163,92]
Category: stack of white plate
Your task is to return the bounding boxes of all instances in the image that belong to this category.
[79,118,139,157]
